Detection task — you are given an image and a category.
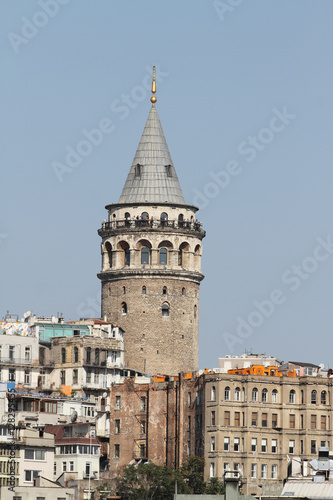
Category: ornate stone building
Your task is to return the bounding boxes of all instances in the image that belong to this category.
[98,69,205,375]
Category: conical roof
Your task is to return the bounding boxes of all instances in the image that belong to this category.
[118,106,186,205]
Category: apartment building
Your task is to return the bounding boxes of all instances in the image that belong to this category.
[203,370,333,495]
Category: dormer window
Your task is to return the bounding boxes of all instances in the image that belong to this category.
[165,164,172,177]
[135,163,142,176]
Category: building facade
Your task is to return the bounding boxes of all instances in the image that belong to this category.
[98,70,205,375]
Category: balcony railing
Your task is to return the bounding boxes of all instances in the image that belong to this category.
[100,219,204,233]
[0,357,34,365]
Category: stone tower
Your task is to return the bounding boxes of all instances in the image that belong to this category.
[98,69,205,375]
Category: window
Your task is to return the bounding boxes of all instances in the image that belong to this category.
[211,436,216,452]
[224,463,230,477]
[115,420,120,434]
[225,386,230,401]
[35,450,45,460]
[73,346,78,363]
[165,164,172,177]
[160,212,168,225]
[162,304,169,317]
[251,463,257,478]
[311,414,317,429]
[289,440,295,454]
[25,470,40,482]
[301,389,304,404]
[211,411,216,425]
[141,247,150,264]
[261,464,267,479]
[162,286,167,295]
[210,462,216,478]
[73,369,78,385]
[123,286,126,294]
[262,388,268,403]
[251,438,257,452]
[321,415,327,430]
[289,390,296,404]
[188,392,191,407]
[290,414,296,429]
[121,302,127,315]
[234,437,240,452]
[300,414,304,429]
[125,247,130,265]
[311,390,317,404]
[234,412,240,427]
[224,437,230,452]
[114,444,120,458]
[224,411,229,426]
[61,348,66,364]
[251,412,257,426]
[60,370,66,385]
[115,396,121,410]
[252,388,258,402]
[9,345,15,360]
[160,248,167,265]
[311,440,316,454]
[142,286,146,295]
[135,163,141,176]
[261,438,267,453]
[234,387,241,401]
[262,413,268,427]
[211,386,216,401]
[9,369,15,382]
[301,440,304,454]
[271,464,278,479]
[24,370,30,384]
[272,413,278,428]
[25,347,31,361]
[85,462,91,477]
[182,287,186,295]
[140,420,146,434]
[271,439,277,453]
[69,461,74,472]
[272,389,278,403]
[25,449,34,460]
[233,463,240,477]
[86,369,91,384]
[95,348,100,364]
[321,391,327,405]
[140,397,146,411]
[86,347,91,363]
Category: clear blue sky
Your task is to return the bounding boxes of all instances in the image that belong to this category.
[2,0,333,370]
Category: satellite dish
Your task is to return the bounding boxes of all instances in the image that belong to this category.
[102,392,107,398]
[71,411,78,423]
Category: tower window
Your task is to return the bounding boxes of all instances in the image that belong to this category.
[160,212,168,226]
[105,242,112,268]
[194,305,197,318]
[163,286,167,295]
[121,302,127,315]
[178,213,184,227]
[124,212,131,226]
[141,212,149,220]
[162,304,169,317]
[141,247,150,265]
[182,287,185,295]
[123,286,126,294]
[135,163,142,176]
[142,286,146,294]
[165,164,172,177]
[159,248,167,265]
[125,248,130,265]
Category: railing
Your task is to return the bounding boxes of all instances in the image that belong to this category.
[101,219,204,233]
[0,357,34,365]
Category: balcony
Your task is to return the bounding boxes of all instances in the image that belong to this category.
[99,219,205,236]
[0,357,36,365]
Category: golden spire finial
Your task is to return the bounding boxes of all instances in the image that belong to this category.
[150,66,157,106]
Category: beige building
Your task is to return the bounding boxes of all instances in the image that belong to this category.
[203,371,333,495]
[97,70,205,376]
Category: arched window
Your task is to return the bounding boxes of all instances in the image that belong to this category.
[178,242,189,266]
[311,390,317,404]
[160,212,168,226]
[141,247,150,265]
[86,347,91,364]
[141,212,149,220]
[252,388,258,402]
[163,286,167,295]
[105,242,112,268]
[159,248,167,265]
[178,213,184,227]
[211,386,216,401]
[289,390,296,404]
[321,391,327,405]
[301,389,304,404]
[125,212,131,226]
[121,302,127,315]
[272,389,278,403]
[194,305,197,318]
[234,387,241,401]
[162,304,169,317]
[182,287,185,296]
[142,286,146,295]
[224,386,230,401]
[123,286,126,295]
[125,248,130,265]
[118,241,130,266]
[262,388,268,403]
[73,346,78,363]
[61,348,66,364]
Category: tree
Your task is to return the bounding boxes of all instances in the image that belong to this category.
[116,462,189,500]
[205,477,225,495]
[180,456,206,494]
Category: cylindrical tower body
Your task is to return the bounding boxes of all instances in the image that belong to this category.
[98,203,204,375]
